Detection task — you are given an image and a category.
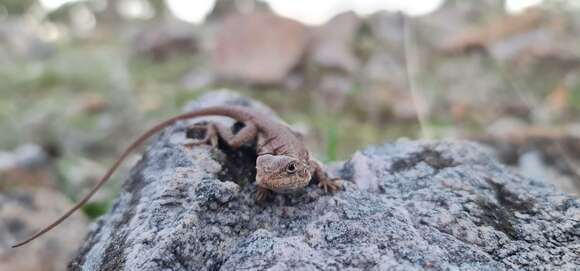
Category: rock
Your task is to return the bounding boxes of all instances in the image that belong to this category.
[0,144,48,171]
[350,85,393,122]
[469,127,580,196]
[70,92,580,270]
[517,151,580,197]
[518,150,550,183]
[206,0,271,22]
[309,11,361,73]
[315,74,353,110]
[0,144,56,189]
[390,91,425,121]
[362,51,406,90]
[440,7,544,54]
[430,53,507,119]
[492,11,580,96]
[132,21,197,61]
[0,188,88,271]
[487,27,552,62]
[366,11,405,52]
[416,0,506,50]
[211,11,309,84]
[361,11,407,86]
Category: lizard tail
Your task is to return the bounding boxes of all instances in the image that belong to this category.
[11,106,251,248]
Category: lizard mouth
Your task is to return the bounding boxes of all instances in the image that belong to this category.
[256,175,310,193]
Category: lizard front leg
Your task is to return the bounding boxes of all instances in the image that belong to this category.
[256,186,271,202]
[186,121,258,149]
[309,159,341,193]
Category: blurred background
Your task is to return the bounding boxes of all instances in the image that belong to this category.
[2,0,580,269]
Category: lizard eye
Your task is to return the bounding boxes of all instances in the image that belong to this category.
[286,162,297,174]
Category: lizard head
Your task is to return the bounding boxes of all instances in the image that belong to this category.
[255,154,311,193]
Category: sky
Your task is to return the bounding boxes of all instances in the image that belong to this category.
[40,0,545,25]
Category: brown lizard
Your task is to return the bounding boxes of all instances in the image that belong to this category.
[12,105,341,248]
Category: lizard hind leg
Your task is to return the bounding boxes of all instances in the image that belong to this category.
[219,121,257,149]
[185,122,219,148]
[185,121,258,149]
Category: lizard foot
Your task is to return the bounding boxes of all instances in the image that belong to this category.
[184,123,218,148]
[318,178,341,193]
[256,187,271,202]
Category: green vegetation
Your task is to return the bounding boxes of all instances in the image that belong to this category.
[83,201,112,219]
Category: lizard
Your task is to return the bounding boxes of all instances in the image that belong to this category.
[12,105,341,248]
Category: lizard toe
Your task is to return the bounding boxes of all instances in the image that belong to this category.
[318,179,341,193]
[256,187,271,202]
[318,182,328,193]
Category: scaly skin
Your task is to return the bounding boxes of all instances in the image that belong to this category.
[12,105,340,248]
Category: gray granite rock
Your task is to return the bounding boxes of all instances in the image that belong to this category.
[69,92,580,271]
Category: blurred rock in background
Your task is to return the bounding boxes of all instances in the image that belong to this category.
[132,21,198,61]
[211,10,309,84]
[309,11,361,74]
[0,188,88,271]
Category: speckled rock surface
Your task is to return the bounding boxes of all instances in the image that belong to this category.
[69,91,580,271]
[0,188,88,271]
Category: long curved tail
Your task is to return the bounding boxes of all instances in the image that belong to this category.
[12,106,251,248]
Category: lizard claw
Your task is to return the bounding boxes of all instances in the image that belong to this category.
[318,178,341,193]
[256,187,271,202]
